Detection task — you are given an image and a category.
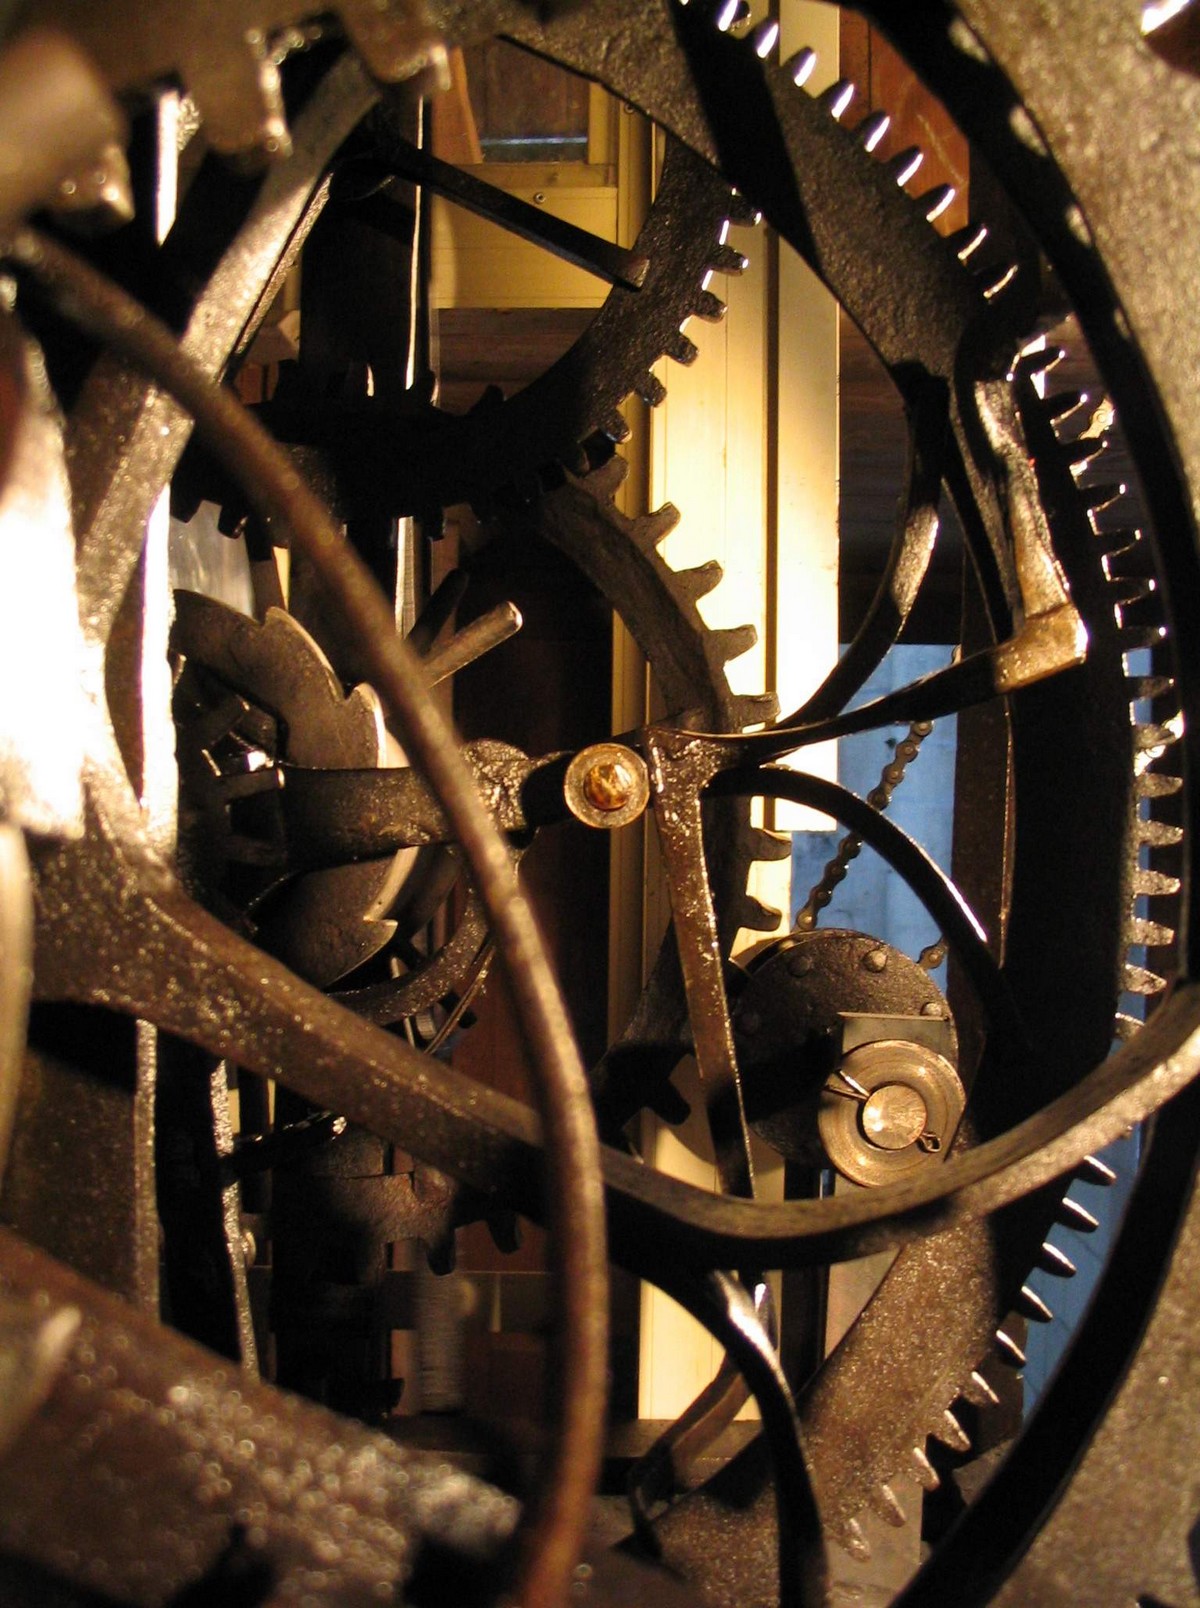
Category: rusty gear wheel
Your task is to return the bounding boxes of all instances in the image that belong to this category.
[0,5,1199,1608]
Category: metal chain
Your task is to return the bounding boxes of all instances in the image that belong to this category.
[795,717,934,932]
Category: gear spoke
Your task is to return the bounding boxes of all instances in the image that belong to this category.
[645,733,757,1200]
[3,4,1200,1603]
[786,377,949,727]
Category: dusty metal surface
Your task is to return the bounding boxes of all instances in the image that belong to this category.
[0,2,1196,1605]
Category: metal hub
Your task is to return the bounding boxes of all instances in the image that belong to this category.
[733,927,958,1172]
[862,1083,928,1151]
[819,1037,965,1188]
[564,741,650,830]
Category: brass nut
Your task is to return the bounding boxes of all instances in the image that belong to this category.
[583,759,635,813]
[564,743,650,830]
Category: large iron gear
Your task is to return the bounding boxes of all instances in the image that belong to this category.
[486,8,1186,1586]
[168,128,762,525]
[0,4,1199,1607]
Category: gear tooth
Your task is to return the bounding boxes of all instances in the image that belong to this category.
[1114,1011,1142,1042]
[1131,866,1181,898]
[869,1483,907,1528]
[934,1408,972,1453]
[856,110,891,152]
[709,242,749,276]
[216,501,249,537]
[1116,594,1162,631]
[785,46,818,88]
[840,1517,871,1563]
[1135,770,1183,799]
[1124,961,1168,996]
[1057,1195,1100,1233]
[581,436,617,478]
[1062,433,1107,470]
[469,382,505,415]
[1015,343,1066,381]
[561,441,591,476]
[1046,388,1089,421]
[1133,721,1180,753]
[751,827,793,863]
[740,895,783,932]
[750,17,779,59]
[1018,1285,1053,1324]
[1081,480,1126,512]
[950,221,988,261]
[888,145,924,187]
[714,622,758,663]
[693,287,727,323]
[1135,815,1184,847]
[735,690,780,727]
[599,408,630,443]
[978,261,1019,300]
[186,37,292,164]
[676,558,725,600]
[665,329,701,366]
[910,1446,940,1491]
[1077,1153,1118,1188]
[818,78,856,120]
[1118,624,1166,652]
[636,370,668,407]
[425,1229,457,1275]
[921,182,957,222]
[1126,673,1174,702]
[1127,916,1176,948]
[1038,1242,1078,1279]
[584,455,629,501]
[487,1210,522,1255]
[995,1329,1027,1369]
[641,503,682,548]
[725,189,760,227]
[1100,526,1142,558]
[962,1369,1000,1408]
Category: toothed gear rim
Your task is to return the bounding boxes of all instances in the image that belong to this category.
[2,4,1200,1607]
[437,0,1198,1592]
[179,130,761,520]
[449,0,1186,1575]
[53,50,782,1060]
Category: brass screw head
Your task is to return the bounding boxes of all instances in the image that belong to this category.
[583,758,634,813]
[564,743,650,830]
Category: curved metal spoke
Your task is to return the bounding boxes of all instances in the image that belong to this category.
[659,1271,826,1608]
[787,378,948,727]
[708,765,1021,1046]
[660,621,1085,761]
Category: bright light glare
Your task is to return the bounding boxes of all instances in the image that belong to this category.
[755,21,779,58]
[792,48,816,87]
[1143,0,1192,32]
[863,113,890,153]
[956,223,988,261]
[829,81,855,120]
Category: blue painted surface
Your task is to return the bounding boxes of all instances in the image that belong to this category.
[791,646,956,968]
